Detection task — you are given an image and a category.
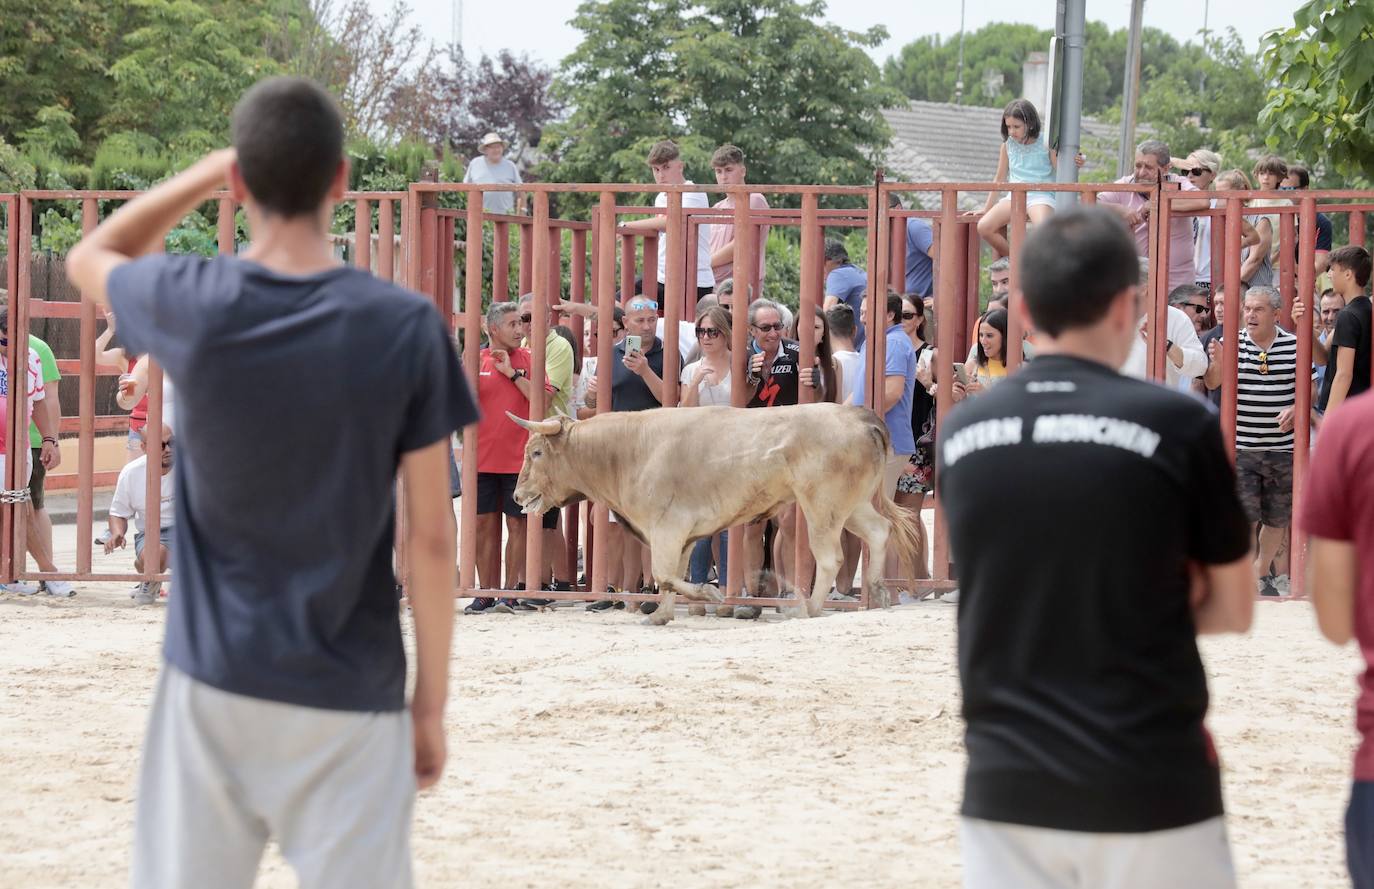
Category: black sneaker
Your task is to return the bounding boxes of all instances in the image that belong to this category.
[464,597,496,614]
[639,602,658,615]
[733,606,762,620]
[494,597,533,613]
[586,599,624,612]
[1259,577,1280,597]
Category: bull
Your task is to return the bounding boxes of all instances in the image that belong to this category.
[507,403,922,626]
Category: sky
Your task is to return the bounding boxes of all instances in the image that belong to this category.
[380,0,1298,69]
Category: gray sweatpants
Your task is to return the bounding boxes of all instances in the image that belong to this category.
[131,665,415,889]
[961,816,1235,889]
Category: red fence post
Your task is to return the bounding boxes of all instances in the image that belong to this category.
[459,193,484,596]
[522,193,551,593]
[1006,189,1028,372]
[1291,196,1317,598]
[378,198,395,281]
[493,221,509,302]
[590,193,617,597]
[354,199,372,272]
[725,187,755,603]
[1221,198,1243,463]
[75,199,98,575]
[795,192,821,592]
[1151,189,1172,381]
[0,196,16,581]
[932,188,959,584]
[518,223,532,295]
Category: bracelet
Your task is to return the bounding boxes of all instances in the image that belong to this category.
[41,437,57,445]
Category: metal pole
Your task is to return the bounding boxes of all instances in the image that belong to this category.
[1055,0,1086,208]
[954,0,967,104]
[1118,0,1145,179]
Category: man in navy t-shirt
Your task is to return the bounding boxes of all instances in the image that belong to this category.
[67,78,476,889]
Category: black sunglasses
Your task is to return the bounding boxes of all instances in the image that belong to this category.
[1183,302,1209,313]
[901,311,918,320]
[752,322,785,333]
[518,313,533,323]
[695,326,723,339]
[1184,168,1211,177]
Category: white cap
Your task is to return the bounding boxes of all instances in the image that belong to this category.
[479,132,505,148]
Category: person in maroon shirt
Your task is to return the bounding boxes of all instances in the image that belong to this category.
[1302,391,1374,889]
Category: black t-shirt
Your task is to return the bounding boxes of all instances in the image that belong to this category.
[746,339,801,408]
[910,343,934,439]
[611,337,676,412]
[1317,295,1372,410]
[109,255,476,712]
[937,354,1250,833]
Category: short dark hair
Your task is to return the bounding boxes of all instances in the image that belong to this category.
[710,144,744,167]
[824,240,849,264]
[231,77,344,218]
[1001,99,1042,142]
[647,140,679,165]
[825,303,856,339]
[1286,164,1311,188]
[1019,207,1140,338]
[1329,245,1373,288]
[885,291,903,324]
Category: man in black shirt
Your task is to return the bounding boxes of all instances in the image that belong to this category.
[938,206,1254,888]
[745,299,801,408]
[1318,245,1372,414]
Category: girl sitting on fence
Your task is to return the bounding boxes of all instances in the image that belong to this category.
[977,99,1082,257]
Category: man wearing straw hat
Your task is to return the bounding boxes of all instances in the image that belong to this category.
[464,132,523,214]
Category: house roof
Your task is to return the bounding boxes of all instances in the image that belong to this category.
[880,100,1123,211]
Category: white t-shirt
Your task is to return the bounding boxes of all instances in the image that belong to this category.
[110,454,176,534]
[681,359,733,406]
[656,318,696,361]
[1120,305,1208,386]
[834,349,862,405]
[655,183,714,288]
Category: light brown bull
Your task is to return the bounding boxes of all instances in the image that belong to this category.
[508,403,921,626]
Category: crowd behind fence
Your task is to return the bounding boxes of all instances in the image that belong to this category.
[1,175,1371,603]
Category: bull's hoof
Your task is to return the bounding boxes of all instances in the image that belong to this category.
[715,604,735,618]
[871,583,893,610]
[643,608,673,627]
[806,601,825,618]
[687,604,706,617]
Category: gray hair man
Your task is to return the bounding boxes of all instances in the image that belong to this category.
[1098,139,1211,291]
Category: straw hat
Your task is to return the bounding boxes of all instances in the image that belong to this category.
[479,133,505,149]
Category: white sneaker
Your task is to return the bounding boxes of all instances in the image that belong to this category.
[941,588,960,604]
[43,580,75,598]
[131,582,157,606]
[1271,575,1291,596]
[2,581,41,595]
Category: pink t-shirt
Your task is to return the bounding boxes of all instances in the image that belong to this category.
[1098,175,1199,291]
[1300,393,1374,780]
[708,192,770,286]
[0,348,45,453]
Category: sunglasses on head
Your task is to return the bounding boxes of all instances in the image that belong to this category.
[628,299,658,312]
[695,326,722,339]
[752,322,785,333]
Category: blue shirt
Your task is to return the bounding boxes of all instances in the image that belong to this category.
[109,255,476,712]
[825,262,868,349]
[905,218,935,297]
[858,324,917,453]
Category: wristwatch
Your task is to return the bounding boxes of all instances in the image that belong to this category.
[508,368,527,381]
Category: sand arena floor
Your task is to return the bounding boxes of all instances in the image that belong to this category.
[0,523,1361,888]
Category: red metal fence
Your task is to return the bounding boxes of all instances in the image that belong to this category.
[3,179,1371,603]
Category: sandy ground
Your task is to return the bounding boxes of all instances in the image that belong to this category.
[0,523,1362,888]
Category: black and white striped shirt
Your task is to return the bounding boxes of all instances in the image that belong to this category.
[1235,326,1309,450]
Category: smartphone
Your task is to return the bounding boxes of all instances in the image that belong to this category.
[952,364,970,386]
[624,335,641,354]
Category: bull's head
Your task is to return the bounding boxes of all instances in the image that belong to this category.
[508,412,580,516]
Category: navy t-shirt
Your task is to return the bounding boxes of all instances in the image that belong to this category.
[108,255,476,712]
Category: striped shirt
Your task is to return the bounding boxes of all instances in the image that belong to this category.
[1235,326,1309,451]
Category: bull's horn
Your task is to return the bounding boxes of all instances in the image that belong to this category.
[506,412,563,435]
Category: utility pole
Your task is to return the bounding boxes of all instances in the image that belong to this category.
[452,0,464,54]
[1056,0,1087,207]
[1118,0,1145,178]
[954,0,967,104]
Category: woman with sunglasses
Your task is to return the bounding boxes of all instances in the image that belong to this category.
[893,295,933,587]
[681,306,733,407]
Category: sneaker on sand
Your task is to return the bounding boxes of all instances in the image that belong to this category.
[941,589,960,604]
[43,580,75,598]
[639,602,658,615]
[3,582,42,595]
[1271,575,1291,596]
[1259,577,1280,597]
[131,583,157,606]
[586,599,625,612]
[733,606,761,620]
[464,597,496,614]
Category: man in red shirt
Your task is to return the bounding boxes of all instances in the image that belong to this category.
[1302,391,1374,889]
[469,302,550,613]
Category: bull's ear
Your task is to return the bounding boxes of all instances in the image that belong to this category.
[506,412,563,435]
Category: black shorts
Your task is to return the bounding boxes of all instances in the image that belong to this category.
[29,447,45,510]
[476,473,559,527]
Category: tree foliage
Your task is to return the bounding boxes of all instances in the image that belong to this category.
[543,0,899,195]
[1259,0,1374,186]
[425,49,564,164]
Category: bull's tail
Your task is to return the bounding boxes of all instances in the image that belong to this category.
[874,492,923,609]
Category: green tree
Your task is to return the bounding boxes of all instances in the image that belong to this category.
[543,0,898,198]
[0,0,115,151]
[1259,0,1374,186]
